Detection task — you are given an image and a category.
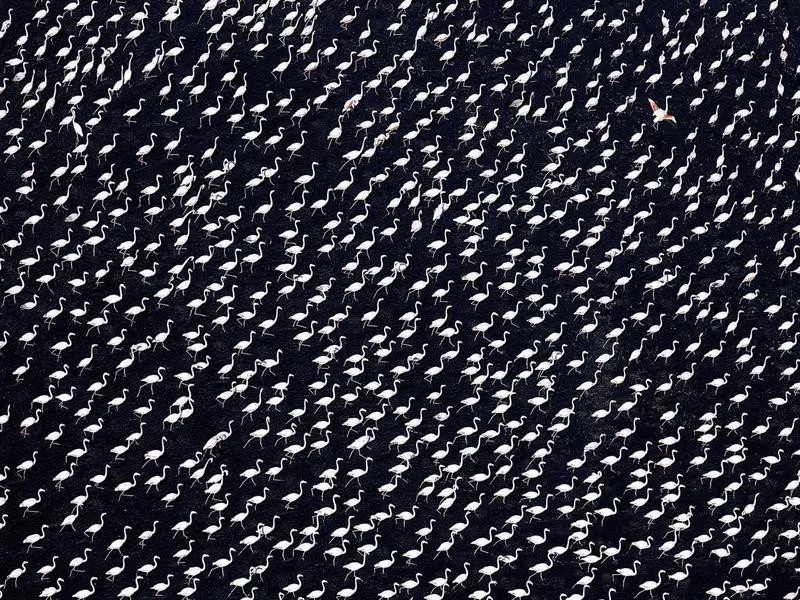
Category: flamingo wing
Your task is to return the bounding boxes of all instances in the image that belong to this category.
[648,98,660,113]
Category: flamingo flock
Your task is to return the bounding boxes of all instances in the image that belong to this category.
[1,0,800,599]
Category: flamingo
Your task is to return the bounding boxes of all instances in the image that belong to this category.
[648,97,676,126]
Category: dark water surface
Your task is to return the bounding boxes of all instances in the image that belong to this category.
[1,0,800,599]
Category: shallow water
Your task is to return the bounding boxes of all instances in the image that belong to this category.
[1,1,800,599]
